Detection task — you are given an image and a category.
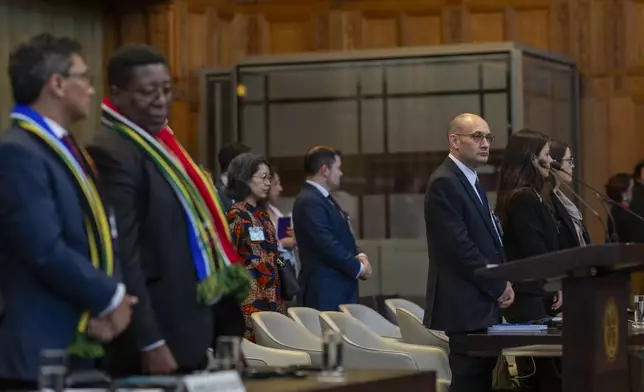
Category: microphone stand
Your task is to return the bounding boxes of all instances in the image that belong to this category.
[557,178,615,243]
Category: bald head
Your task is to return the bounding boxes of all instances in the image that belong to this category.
[447,113,492,169]
[447,113,487,137]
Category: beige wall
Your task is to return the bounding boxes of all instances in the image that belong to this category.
[0,0,103,141]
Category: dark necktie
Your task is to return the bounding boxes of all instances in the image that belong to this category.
[62,134,93,176]
[476,179,503,243]
[475,178,490,208]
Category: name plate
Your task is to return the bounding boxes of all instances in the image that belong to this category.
[182,371,246,392]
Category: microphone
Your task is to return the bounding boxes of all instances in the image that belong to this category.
[558,181,613,243]
[540,159,644,242]
[539,158,614,242]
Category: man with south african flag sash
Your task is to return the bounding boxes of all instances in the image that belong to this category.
[88,44,250,377]
[0,34,137,389]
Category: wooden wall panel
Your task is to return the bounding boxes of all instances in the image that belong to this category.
[104,0,644,244]
[0,0,103,141]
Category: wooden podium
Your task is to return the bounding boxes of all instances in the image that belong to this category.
[475,243,644,392]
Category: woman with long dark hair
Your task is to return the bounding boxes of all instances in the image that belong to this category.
[549,139,589,249]
[495,129,561,391]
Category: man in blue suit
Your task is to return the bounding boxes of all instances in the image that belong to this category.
[292,146,372,311]
[0,34,136,389]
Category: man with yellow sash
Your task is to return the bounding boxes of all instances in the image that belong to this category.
[89,44,249,376]
[0,34,137,389]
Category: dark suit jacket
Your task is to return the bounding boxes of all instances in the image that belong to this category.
[616,181,644,242]
[423,158,507,333]
[551,190,590,250]
[217,180,234,213]
[292,183,362,311]
[0,124,119,381]
[501,188,559,297]
[88,125,215,376]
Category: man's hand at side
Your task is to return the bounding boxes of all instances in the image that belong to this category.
[107,294,138,335]
[87,294,138,342]
[142,344,178,374]
[357,254,372,280]
[497,282,514,309]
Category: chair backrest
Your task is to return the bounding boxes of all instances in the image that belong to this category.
[241,339,311,367]
[251,311,321,351]
[396,308,449,351]
[319,311,391,350]
[384,298,424,323]
[339,304,402,338]
[287,307,323,337]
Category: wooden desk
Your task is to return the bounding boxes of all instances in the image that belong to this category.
[465,328,644,392]
[244,369,436,392]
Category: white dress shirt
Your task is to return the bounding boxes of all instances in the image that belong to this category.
[43,117,127,319]
[448,154,503,243]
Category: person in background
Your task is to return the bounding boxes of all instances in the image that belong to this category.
[606,173,641,242]
[89,44,248,377]
[226,153,287,341]
[423,113,512,392]
[266,166,298,273]
[217,142,251,211]
[292,146,373,311]
[627,161,644,242]
[495,129,561,392]
[549,139,589,249]
[0,33,136,388]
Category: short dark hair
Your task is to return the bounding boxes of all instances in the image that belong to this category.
[226,153,270,202]
[218,142,251,173]
[107,44,167,88]
[606,173,632,203]
[633,161,644,180]
[9,33,82,105]
[304,146,341,176]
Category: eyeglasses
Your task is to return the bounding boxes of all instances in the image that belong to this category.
[63,71,94,85]
[253,174,272,183]
[453,132,495,143]
[562,157,575,164]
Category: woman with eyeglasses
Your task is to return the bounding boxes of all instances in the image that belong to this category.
[226,153,286,342]
[495,129,562,391]
[549,139,590,251]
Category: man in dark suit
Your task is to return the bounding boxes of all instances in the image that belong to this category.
[217,142,250,212]
[292,146,372,311]
[0,34,136,388]
[424,113,514,392]
[88,44,245,377]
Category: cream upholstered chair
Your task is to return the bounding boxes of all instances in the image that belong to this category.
[339,304,402,339]
[287,307,323,337]
[320,312,451,392]
[251,311,323,365]
[396,308,450,352]
[384,298,424,323]
[241,339,311,367]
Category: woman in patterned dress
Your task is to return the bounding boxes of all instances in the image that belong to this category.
[225,153,286,341]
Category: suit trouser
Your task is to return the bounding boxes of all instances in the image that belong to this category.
[446,330,497,392]
[504,294,562,392]
[0,378,37,390]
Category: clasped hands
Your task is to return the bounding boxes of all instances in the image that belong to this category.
[87,294,138,343]
[357,254,373,280]
[497,282,514,309]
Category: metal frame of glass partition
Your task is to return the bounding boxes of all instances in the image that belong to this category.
[199,42,579,239]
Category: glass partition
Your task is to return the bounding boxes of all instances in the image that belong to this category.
[200,43,579,240]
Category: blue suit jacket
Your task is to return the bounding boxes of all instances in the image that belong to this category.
[0,124,120,381]
[292,183,361,311]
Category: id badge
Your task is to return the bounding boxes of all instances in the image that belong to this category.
[249,226,265,242]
